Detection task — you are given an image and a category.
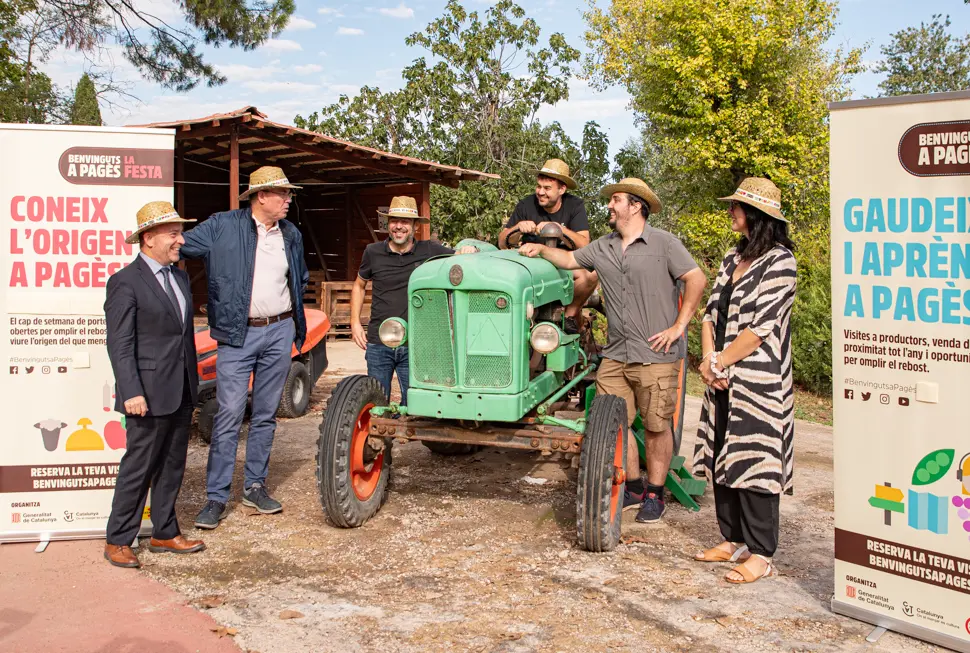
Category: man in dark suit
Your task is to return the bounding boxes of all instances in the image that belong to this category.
[103,201,204,568]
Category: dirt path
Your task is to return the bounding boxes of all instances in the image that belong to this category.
[140,342,945,653]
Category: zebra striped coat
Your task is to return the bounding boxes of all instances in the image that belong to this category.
[692,246,797,495]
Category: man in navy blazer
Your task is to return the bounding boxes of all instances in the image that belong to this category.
[103,201,204,568]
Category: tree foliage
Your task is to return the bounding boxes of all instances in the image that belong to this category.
[584,0,863,394]
[8,0,294,93]
[874,14,970,97]
[296,0,610,244]
[69,72,101,125]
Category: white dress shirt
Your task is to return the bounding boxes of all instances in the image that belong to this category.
[249,217,292,318]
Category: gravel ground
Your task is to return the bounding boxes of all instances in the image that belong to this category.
[136,342,946,653]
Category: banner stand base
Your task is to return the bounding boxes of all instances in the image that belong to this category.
[832,600,970,653]
[865,626,887,643]
[34,534,50,553]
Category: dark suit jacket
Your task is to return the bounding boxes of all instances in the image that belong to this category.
[105,255,198,416]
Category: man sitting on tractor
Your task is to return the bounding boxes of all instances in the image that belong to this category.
[351,196,478,405]
[519,178,707,525]
[498,159,596,334]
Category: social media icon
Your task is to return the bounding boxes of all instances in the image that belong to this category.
[844,389,854,400]
[880,394,890,405]
[42,366,51,374]
[899,397,910,407]
[57,366,67,374]
[9,366,18,375]
[861,392,871,402]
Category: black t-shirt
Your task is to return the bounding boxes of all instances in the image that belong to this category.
[504,193,590,248]
[358,239,453,345]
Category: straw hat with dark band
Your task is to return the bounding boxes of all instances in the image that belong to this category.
[534,158,577,190]
[600,177,662,214]
[126,201,195,244]
[376,196,430,233]
[238,166,302,201]
[719,177,787,222]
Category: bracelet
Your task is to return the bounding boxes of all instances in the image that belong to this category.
[701,351,714,362]
[710,352,730,380]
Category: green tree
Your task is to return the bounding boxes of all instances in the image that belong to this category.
[13,0,295,92]
[874,15,970,96]
[297,0,610,244]
[585,0,862,394]
[69,72,101,125]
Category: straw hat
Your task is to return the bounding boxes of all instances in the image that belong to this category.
[376,196,430,232]
[126,201,195,244]
[599,178,662,214]
[238,166,302,201]
[719,177,787,222]
[534,159,577,190]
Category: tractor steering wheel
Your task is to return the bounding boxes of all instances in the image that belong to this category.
[502,222,577,251]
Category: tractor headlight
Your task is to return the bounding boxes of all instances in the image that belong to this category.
[530,323,561,354]
[379,318,408,348]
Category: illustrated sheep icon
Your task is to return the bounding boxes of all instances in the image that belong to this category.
[34,420,68,452]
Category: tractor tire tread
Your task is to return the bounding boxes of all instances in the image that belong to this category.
[576,394,627,552]
[316,375,391,528]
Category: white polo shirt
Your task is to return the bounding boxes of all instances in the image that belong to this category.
[249,217,292,318]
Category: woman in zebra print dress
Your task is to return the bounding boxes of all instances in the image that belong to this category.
[691,177,797,584]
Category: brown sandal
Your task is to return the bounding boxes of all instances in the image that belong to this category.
[725,554,774,584]
[695,542,749,563]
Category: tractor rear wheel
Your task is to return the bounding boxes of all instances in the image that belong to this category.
[576,394,627,552]
[422,441,481,456]
[317,375,392,527]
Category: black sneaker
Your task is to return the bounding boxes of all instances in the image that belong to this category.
[242,483,282,514]
[635,493,666,523]
[564,316,580,335]
[622,488,646,512]
[194,500,228,530]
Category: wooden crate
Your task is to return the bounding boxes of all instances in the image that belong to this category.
[314,279,372,337]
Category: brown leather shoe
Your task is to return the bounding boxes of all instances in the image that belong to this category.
[104,544,140,568]
[147,534,206,554]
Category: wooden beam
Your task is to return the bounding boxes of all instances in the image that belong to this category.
[175,141,185,217]
[242,127,448,185]
[302,211,332,282]
[418,181,431,241]
[345,192,354,280]
[229,125,240,210]
[174,123,234,140]
[352,197,379,243]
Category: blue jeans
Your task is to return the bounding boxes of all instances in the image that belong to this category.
[206,318,295,502]
[365,343,409,405]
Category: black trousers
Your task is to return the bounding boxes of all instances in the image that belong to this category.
[106,382,193,546]
[712,388,780,557]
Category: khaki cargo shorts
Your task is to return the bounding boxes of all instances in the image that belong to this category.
[595,358,680,432]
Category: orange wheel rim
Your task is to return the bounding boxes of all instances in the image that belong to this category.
[609,425,625,521]
[350,403,383,500]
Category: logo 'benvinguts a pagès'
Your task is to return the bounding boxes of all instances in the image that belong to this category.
[898,120,970,177]
[58,147,173,187]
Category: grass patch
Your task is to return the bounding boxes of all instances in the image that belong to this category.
[685,369,832,426]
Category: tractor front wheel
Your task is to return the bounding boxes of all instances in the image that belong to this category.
[576,394,627,552]
[317,375,392,528]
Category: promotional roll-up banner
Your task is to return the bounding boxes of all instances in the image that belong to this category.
[830,91,970,652]
[0,124,174,543]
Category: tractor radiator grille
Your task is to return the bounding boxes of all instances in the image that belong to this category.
[464,291,512,388]
[410,289,456,387]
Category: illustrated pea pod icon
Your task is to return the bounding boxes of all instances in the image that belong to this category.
[911,449,955,485]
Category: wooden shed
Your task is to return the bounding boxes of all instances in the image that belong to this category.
[134,106,497,335]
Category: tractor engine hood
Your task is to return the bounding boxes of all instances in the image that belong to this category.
[408,249,573,307]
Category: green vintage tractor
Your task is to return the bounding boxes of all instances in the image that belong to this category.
[317,225,699,552]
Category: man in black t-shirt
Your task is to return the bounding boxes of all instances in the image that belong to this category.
[351,196,477,404]
[498,159,596,333]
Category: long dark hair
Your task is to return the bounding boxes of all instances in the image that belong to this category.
[736,204,795,261]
